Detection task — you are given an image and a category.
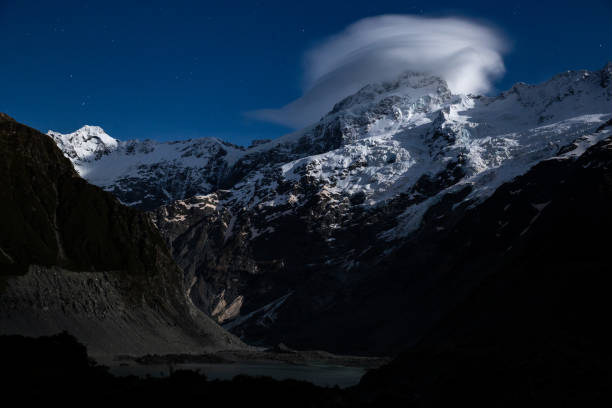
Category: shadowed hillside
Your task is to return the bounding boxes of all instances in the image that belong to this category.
[0,113,245,356]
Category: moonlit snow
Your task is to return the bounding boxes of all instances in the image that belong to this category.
[51,64,612,241]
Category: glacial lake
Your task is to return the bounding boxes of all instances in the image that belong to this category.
[109,361,367,388]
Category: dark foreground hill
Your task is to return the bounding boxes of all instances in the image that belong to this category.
[0,113,245,356]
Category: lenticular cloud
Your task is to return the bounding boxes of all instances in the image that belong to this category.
[250,15,507,128]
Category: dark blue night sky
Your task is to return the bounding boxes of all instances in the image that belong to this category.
[1,0,611,145]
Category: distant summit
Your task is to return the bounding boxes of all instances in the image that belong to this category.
[48,125,118,162]
[46,128,245,209]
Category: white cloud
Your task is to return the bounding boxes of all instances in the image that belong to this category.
[250,15,507,128]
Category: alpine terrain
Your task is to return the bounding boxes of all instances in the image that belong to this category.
[48,63,612,354]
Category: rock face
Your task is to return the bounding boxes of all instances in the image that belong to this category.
[0,113,245,356]
[51,64,612,354]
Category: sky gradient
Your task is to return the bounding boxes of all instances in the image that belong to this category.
[1,0,611,145]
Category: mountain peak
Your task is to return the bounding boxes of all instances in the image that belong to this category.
[76,124,105,133]
[329,71,451,116]
[48,125,118,162]
[71,125,116,144]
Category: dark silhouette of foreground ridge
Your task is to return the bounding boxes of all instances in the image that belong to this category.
[0,333,341,406]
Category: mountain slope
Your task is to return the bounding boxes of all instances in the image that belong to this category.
[0,113,245,356]
[151,64,612,351]
[50,63,612,353]
[354,133,612,405]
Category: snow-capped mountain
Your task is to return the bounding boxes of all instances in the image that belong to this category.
[48,126,245,209]
[50,65,612,215]
[48,125,119,161]
[52,63,612,351]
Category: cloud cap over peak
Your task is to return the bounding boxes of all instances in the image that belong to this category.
[250,14,508,128]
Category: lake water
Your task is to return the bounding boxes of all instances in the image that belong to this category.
[109,361,367,388]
